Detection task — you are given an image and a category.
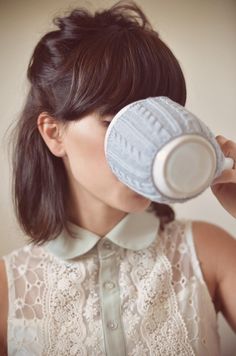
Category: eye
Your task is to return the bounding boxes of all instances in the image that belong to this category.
[103,121,111,127]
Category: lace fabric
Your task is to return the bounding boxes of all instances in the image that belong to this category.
[3,219,220,355]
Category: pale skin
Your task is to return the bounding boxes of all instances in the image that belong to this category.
[0,114,236,352]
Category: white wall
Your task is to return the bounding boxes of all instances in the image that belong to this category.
[0,0,235,354]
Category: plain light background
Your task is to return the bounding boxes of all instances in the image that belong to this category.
[0,0,235,354]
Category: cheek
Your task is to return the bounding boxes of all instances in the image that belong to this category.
[63,123,152,210]
[64,128,116,187]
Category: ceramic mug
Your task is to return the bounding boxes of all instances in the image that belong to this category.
[104,96,234,204]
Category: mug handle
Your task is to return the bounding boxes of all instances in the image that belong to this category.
[222,157,234,171]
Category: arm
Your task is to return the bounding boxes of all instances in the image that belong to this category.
[192,221,236,332]
[211,135,236,219]
[0,259,8,355]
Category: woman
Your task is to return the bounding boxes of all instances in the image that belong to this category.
[0,1,235,355]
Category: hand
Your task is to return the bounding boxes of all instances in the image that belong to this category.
[210,135,236,218]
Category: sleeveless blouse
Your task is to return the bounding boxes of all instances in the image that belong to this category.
[2,210,221,355]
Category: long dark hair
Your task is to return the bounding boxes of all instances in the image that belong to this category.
[9,0,186,244]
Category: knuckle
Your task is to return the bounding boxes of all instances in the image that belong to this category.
[224,140,235,151]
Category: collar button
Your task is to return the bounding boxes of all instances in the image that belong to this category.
[103,241,112,250]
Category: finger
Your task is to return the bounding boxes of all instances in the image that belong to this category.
[211,169,236,185]
[215,135,236,163]
[221,140,236,162]
[215,135,228,146]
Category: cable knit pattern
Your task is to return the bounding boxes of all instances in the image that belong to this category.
[104,96,225,203]
[3,219,220,355]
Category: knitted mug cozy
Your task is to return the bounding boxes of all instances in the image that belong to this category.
[104,96,234,204]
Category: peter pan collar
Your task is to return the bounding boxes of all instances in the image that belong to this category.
[44,210,160,260]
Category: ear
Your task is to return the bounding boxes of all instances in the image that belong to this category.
[37,112,66,157]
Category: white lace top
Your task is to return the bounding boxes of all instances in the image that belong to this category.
[2,210,221,355]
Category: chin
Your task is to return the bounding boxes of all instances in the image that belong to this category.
[124,197,152,213]
[109,185,152,212]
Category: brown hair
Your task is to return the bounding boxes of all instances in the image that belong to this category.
[9,0,186,244]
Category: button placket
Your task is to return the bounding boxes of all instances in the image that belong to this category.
[98,243,126,356]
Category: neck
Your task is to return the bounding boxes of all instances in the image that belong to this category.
[66,187,128,238]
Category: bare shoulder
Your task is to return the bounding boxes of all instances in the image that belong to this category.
[0,258,8,302]
[0,259,8,354]
[191,220,236,331]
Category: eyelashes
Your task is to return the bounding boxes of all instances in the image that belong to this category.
[103,121,111,127]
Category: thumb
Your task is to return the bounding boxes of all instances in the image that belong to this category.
[211,169,236,185]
